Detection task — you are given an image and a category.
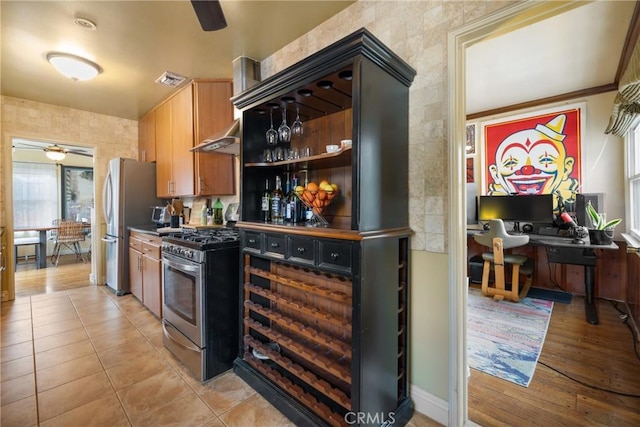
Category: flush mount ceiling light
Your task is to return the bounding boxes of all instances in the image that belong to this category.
[46,52,102,81]
[44,145,66,161]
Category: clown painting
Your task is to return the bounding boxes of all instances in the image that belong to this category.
[483,108,582,212]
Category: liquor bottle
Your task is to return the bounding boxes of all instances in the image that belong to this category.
[261,179,271,222]
[213,198,224,225]
[271,175,284,224]
[283,173,292,222]
[288,174,302,223]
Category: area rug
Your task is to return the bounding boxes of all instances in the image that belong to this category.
[467,288,553,387]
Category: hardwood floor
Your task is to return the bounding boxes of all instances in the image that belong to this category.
[9,263,639,426]
[14,254,92,298]
[469,293,640,426]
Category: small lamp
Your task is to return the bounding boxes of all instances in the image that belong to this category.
[46,52,102,81]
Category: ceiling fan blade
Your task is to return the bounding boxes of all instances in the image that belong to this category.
[66,149,93,158]
[190,0,227,31]
[16,143,45,150]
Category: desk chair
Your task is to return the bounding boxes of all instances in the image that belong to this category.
[473,219,533,302]
[51,219,85,267]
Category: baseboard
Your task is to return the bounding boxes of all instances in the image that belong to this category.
[410,384,448,425]
[410,384,481,426]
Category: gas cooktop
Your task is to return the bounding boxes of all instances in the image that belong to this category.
[163,227,240,251]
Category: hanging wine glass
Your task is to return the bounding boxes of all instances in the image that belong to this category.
[266,107,278,145]
[291,104,303,136]
[278,105,291,143]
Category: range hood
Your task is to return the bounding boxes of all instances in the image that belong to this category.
[191,119,240,155]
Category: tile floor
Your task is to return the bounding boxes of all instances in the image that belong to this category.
[1,285,438,427]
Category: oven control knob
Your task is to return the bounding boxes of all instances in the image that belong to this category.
[185,250,193,259]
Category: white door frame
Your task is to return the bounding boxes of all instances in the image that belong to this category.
[447,1,584,424]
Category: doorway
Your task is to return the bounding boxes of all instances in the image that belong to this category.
[448,2,583,425]
[9,137,96,299]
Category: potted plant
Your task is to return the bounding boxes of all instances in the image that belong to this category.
[586,200,621,245]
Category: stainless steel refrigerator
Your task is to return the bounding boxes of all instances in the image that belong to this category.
[102,158,160,295]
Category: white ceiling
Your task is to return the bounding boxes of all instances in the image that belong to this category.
[466,1,636,115]
[1,1,637,122]
[0,0,354,121]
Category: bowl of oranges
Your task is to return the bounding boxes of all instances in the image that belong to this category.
[295,180,339,216]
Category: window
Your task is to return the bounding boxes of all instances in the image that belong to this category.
[627,121,640,240]
[13,162,58,228]
[61,166,94,221]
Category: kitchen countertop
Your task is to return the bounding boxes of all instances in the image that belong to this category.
[127,225,177,236]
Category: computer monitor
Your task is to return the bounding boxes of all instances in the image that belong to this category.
[478,194,554,229]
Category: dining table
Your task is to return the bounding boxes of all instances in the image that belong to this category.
[15,222,91,269]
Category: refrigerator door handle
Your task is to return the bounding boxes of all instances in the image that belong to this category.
[102,170,113,225]
[101,236,117,243]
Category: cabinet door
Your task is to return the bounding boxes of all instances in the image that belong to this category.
[196,153,235,196]
[194,81,235,196]
[171,85,195,196]
[143,255,162,318]
[138,110,156,163]
[155,100,172,197]
[128,247,143,300]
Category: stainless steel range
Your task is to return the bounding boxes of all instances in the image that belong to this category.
[161,228,240,381]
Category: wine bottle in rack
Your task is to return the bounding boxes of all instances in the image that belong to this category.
[261,179,271,222]
[271,175,284,224]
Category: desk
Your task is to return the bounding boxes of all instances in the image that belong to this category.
[531,235,618,325]
[15,223,91,269]
[469,230,618,324]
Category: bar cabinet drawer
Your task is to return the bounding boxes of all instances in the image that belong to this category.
[264,234,286,258]
[243,231,262,253]
[286,236,315,265]
[318,240,352,274]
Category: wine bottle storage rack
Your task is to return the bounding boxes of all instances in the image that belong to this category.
[246,266,352,304]
[397,237,409,402]
[244,335,351,409]
[244,351,347,427]
[241,251,356,425]
[244,317,351,384]
[244,283,350,329]
[245,300,352,358]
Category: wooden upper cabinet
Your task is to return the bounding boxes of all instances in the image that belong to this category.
[170,85,195,197]
[153,79,235,198]
[138,110,156,162]
[155,100,173,198]
[194,80,235,196]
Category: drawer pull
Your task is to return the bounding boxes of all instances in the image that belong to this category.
[248,239,257,244]
[331,252,340,260]
[297,247,305,253]
[270,242,280,248]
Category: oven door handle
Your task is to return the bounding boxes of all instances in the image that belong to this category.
[162,256,200,273]
[162,320,200,352]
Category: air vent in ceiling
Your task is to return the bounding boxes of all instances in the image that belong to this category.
[155,71,187,87]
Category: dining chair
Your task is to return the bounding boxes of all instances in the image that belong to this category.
[473,219,533,302]
[51,219,86,266]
